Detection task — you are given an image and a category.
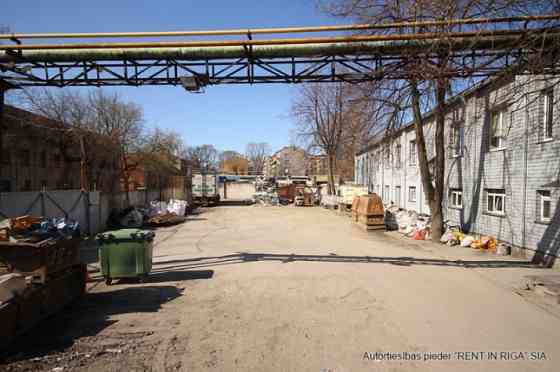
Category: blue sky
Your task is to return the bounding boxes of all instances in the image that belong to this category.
[2,0,343,154]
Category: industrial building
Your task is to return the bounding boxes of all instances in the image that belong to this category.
[355,74,560,264]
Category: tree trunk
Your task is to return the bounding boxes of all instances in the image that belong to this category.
[79,135,89,191]
[431,79,447,242]
[410,79,446,241]
[120,150,130,204]
[327,153,336,195]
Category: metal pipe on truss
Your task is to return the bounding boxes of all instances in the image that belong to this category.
[1,30,558,64]
[0,14,559,40]
[1,27,557,51]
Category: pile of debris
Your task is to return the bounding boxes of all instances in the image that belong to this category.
[439,227,509,254]
[385,206,510,254]
[388,208,432,240]
[0,215,80,244]
[253,191,284,206]
[320,195,340,209]
[109,199,189,228]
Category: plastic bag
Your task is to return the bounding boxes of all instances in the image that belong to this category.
[167,199,187,216]
[413,229,427,240]
[120,208,143,228]
[461,235,475,247]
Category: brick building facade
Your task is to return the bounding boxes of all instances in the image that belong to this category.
[1,105,121,193]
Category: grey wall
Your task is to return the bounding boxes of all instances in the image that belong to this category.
[355,74,560,261]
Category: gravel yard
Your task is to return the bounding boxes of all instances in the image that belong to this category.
[2,205,560,372]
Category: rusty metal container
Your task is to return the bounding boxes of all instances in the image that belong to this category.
[277,184,296,203]
[355,194,385,230]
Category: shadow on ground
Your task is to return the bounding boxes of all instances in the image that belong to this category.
[0,285,183,363]
[114,269,214,284]
[152,252,545,272]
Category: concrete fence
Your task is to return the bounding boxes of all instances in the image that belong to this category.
[0,188,182,235]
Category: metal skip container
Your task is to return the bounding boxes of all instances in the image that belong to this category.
[96,229,155,285]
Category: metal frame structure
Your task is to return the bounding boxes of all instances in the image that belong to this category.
[1,50,558,88]
[1,16,560,88]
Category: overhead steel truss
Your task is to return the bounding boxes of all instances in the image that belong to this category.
[1,49,559,88]
[1,16,560,88]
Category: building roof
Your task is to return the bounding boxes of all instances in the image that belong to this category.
[4,104,66,131]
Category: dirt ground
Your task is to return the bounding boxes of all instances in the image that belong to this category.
[2,205,560,372]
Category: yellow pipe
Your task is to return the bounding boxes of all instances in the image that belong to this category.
[1,14,559,40]
[1,27,555,51]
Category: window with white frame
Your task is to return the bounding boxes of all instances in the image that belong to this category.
[395,144,402,168]
[384,185,390,201]
[450,124,462,156]
[543,89,554,141]
[449,189,463,209]
[486,189,505,215]
[409,140,416,165]
[538,190,552,222]
[409,186,417,202]
[490,108,507,150]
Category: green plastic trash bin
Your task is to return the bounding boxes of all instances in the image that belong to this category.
[97,229,155,285]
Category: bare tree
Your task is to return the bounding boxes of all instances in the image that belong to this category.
[245,142,271,175]
[322,0,560,241]
[292,83,353,194]
[20,88,144,196]
[185,144,219,172]
[138,127,186,173]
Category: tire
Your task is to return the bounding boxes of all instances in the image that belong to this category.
[105,277,112,286]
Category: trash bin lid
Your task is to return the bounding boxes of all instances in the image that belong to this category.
[96,228,155,243]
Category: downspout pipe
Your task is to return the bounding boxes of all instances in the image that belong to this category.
[522,82,529,251]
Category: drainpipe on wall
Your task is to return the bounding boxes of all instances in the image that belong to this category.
[521,86,529,250]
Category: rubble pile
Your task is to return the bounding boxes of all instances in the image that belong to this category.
[320,195,340,209]
[252,191,282,206]
[0,215,80,244]
[110,199,189,228]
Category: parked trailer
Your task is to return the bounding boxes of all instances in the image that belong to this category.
[192,173,220,206]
